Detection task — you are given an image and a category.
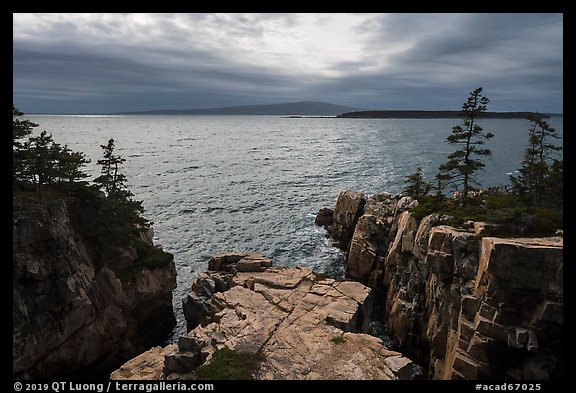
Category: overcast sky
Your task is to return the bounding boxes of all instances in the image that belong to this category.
[13,13,563,114]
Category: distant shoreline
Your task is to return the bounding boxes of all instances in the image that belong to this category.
[26,112,562,118]
[337,110,552,119]
[26,111,562,118]
[23,100,560,118]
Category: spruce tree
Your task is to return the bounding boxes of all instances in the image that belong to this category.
[20,131,90,191]
[13,107,90,191]
[13,106,38,184]
[55,145,91,184]
[92,139,148,248]
[24,131,58,188]
[434,172,451,197]
[403,166,432,197]
[511,114,562,206]
[12,106,37,145]
[94,139,127,196]
[438,87,494,205]
[542,159,563,210]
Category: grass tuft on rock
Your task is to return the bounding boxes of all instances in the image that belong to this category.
[331,335,346,345]
[194,347,265,380]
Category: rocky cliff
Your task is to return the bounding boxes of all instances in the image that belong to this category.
[321,190,563,380]
[112,253,421,380]
[110,190,562,381]
[13,197,177,379]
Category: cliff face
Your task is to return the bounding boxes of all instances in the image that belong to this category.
[13,198,177,379]
[324,191,563,380]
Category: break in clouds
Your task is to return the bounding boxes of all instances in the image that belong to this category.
[13,13,563,113]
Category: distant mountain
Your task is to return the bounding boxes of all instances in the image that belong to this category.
[113,101,365,116]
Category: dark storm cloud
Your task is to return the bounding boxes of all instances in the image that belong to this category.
[343,13,563,111]
[13,13,563,113]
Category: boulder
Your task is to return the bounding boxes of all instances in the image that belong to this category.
[315,207,334,229]
[346,214,388,284]
[110,345,176,380]
[330,191,366,250]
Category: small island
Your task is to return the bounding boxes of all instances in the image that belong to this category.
[337,110,550,119]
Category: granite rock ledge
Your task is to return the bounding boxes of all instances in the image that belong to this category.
[113,253,421,380]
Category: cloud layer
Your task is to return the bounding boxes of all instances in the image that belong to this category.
[13,13,563,113]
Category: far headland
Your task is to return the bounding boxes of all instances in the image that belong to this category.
[109,101,556,118]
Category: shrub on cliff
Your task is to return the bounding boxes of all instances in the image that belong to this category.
[410,189,562,236]
[132,238,174,268]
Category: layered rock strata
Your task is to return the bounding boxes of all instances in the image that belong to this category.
[318,190,563,380]
[13,198,177,379]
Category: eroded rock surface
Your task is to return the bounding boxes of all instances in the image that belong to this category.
[164,254,419,380]
[110,345,177,380]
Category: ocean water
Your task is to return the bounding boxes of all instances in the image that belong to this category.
[26,114,563,338]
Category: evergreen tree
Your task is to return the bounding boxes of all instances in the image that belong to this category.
[13,106,38,183]
[511,114,562,206]
[434,172,451,197]
[403,166,432,197]
[12,106,37,145]
[438,87,494,205]
[94,139,127,196]
[13,107,90,191]
[24,131,58,188]
[20,131,91,191]
[92,139,148,248]
[55,145,91,184]
[543,159,563,210]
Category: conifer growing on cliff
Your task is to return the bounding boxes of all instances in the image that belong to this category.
[91,139,149,248]
[13,107,90,194]
[510,114,562,207]
[403,166,432,197]
[438,87,494,206]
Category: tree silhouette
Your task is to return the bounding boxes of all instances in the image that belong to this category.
[511,114,562,207]
[438,87,494,205]
[13,107,90,193]
[91,139,148,248]
[403,166,432,197]
[13,106,38,183]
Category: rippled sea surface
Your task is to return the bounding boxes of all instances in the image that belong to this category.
[27,115,563,338]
